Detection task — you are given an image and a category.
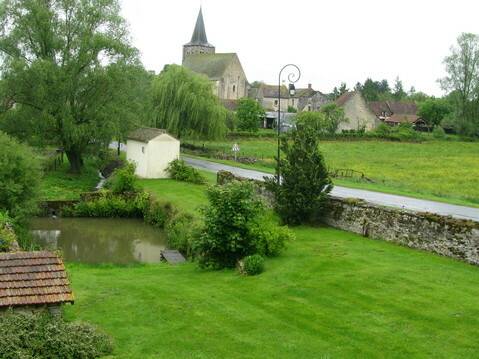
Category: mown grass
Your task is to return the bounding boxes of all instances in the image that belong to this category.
[185,139,479,207]
[39,160,99,201]
[64,178,479,358]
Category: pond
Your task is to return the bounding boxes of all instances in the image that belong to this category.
[30,217,167,264]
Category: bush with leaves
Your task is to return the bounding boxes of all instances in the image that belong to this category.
[165,212,201,257]
[0,211,16,252]
[105,162,138,194]
[241,254,265,276]
[432,125,447,139]
[0,131,40,222]
[236,97,265,133]
[195,182,264,269]
[166,159,206,184]
[249,220,294,257]
[265,125,333,224]
[0,310,113,359]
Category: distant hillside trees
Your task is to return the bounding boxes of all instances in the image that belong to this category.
[152,65,226,139]
[440,33,479,137]
[0,0,149,172]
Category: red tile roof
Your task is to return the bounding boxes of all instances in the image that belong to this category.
[0,251,74,308]
[385,114,421,124]
[335,91,356,106]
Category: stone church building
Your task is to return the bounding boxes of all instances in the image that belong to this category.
[182,8,248,100]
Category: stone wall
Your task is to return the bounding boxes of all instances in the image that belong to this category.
[339,92,379,132]
[217,171,479,265]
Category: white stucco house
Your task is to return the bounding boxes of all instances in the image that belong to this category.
[126,128,180,179]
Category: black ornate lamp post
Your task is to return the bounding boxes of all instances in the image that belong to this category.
[277,64,301,184]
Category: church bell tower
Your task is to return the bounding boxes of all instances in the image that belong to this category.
[182,7,215,63]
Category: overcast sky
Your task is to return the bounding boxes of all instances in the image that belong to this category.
[120,0,479,96]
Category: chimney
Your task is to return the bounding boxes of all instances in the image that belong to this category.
[308,83,312,90]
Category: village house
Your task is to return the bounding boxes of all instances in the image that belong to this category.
[369,101,426,127]
[182,8,248,101]
[0,251,74,314]
[250,83,328,113]
[335,91,380,132]
[126,127,180,179]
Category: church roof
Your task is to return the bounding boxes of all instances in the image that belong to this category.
[183,53,237,80]
[185,7,213,47]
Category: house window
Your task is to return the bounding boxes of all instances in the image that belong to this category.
[141,146,145,154]
[233,85,236,93]
[292,99,295,105]
[308,105,312,111]
[274,100,278,105]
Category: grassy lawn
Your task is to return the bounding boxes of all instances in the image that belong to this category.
[65,230,479,358]
[63,178,479,358]
[39,161,99,201]
[184,139,479,207]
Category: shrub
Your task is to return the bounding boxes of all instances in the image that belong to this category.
[236,97,264,133]
[250,220,294,257]
[395,123,421,141]
[195,182,264,269]
[0,131,41,221]
[241,254,264,275]
[0,211,16,252]
[265,125,333,225]
[165,212,201,258]
[432,125,447,139]
[374,123,392,137]
[70,191,146,218]
[105,162,138,194]
[0,310,113,359]
[144,197,176,228]
[166,159,206,184]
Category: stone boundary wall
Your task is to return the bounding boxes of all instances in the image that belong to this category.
[217,171,479,265]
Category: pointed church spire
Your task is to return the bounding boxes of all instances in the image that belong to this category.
[188,7,211,46]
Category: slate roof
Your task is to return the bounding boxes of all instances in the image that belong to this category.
[183,53,237,80]
[259,84,289,98]
[0,251,74,308]
[185,7,214,47]
[369,101,391,116]
[335,91,356,106]
[127,127,167,143]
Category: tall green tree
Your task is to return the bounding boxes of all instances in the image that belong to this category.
[393,76,406,100]
[236,97,264,132]
[152,65,226,139]
[0,0,142,172]
[265,125,333,225]
[440,33,479,136]
[418,98,452,127]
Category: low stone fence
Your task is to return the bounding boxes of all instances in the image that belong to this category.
[217,171,479,265]
[39,200,79,217]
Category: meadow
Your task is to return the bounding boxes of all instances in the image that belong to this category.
[185,138,479,207]
[63,177,479,358]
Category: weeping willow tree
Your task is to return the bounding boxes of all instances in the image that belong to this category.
[152,65,227,139]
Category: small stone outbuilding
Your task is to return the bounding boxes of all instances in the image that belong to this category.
[126,127,180,179]
[0,251,74,314]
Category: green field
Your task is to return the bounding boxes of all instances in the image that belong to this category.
[64,178,479,358]
[185,139,479,207]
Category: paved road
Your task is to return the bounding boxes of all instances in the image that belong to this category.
[184,157,479,222]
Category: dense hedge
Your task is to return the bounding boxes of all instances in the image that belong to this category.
[0,310,113,359]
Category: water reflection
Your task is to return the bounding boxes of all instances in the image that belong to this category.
[30,218,167,264]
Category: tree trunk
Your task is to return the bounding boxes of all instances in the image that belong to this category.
[65,149,83,174]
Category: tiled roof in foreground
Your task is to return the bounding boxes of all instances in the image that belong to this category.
[0,251,74,308]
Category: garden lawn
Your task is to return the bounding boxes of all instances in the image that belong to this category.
[39,161,99,200]
[65,226,479,358]
[64,178,479,358]
[185,139,479,207]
